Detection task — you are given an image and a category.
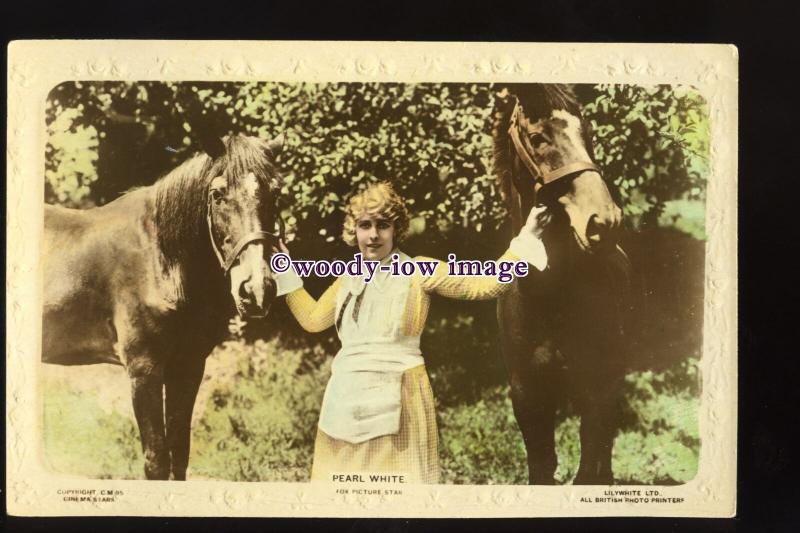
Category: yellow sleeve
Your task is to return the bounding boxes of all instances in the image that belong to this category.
[418,250,522,300]
[285,277,342,333]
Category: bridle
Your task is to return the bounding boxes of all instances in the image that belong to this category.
[507,99,601,200]
[206,192,285,274]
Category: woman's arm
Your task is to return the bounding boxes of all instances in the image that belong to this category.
[420,205,549,300]
[274,240,339,333]
[285,278,341,333]
[418,251,522,300]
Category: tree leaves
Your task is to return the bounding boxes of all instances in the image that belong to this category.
[584,84,709,232]
[45,81,710,247]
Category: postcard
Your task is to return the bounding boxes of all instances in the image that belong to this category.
[6,40,737,517]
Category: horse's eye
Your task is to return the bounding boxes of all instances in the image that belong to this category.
[529,132,548,148]
[210,189,224,203]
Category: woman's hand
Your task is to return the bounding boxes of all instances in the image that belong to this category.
[521,205,550,239]
[273,239,304,296]
[510,205,549,271]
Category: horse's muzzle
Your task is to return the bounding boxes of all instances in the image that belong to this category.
[237,277,276,318]
[230,242,277,318]
[583,205,622,252]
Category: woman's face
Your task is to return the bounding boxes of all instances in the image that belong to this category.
[355,212,395,261]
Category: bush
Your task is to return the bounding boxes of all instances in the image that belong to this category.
[583,84,710,232]
[189,338,330,481]
[436,357,699,485]
[439,386,527,484]
[615,357,700,484]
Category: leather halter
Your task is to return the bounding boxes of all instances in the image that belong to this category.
[206,194,285,274]
[507,100,601,193]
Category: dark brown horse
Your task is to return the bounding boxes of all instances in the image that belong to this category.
[42,132,286,480]
[494,85,634,485]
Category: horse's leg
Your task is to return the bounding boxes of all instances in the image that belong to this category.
[165,355,207,481]
[127,356,170,480]
[571,250,634,485]
[511,364,561,484]
[572,373,619,485]
[500,286,562,485]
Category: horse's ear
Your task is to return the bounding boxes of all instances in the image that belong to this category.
[196,129,226,160]
[198,136,226,160]
[264,133,285,157]
[187,111,226,159]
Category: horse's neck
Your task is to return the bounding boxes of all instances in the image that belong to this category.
[145,183,228,310]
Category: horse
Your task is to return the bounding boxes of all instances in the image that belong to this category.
[42,132,286,480]
[493,84,635,485]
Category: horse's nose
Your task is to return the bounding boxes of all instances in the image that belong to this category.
[238,272,276,313]
[586,205,621,246]
[239,277,254,301]
[240,276,263,309]
[231,242,278,317]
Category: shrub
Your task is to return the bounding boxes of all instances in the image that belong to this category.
[189,338,330,481]
[435,357,699,485]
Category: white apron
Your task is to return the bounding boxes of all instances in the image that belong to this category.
[317,250,424,444]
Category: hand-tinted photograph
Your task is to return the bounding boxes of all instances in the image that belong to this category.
[41,80,708,487]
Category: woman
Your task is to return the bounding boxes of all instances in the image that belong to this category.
[275,182,547,483]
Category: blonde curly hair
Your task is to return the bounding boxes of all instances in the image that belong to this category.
[342,182,410,247]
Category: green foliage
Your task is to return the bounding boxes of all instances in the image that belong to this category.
[230,83,498,237]
[45,107,99,208]
[43,381,142,479]
[45,82,502,257]
[659,199,706,240]
[45,81,709,244]
[613,412,699,484]
[189,339,330,481]
[615,357,700,484]
[439,386,527,484]
[583,84,709,231]
[437,358,700,485]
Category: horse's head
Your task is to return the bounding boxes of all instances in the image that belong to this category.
[203,134,285,318]
[502,86,622,254]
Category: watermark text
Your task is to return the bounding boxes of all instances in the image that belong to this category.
[271,253,528,283]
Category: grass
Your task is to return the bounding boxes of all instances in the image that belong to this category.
[43,380,142,479]
[41,338,699,484]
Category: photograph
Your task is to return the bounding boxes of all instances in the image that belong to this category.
[7,41,737,518]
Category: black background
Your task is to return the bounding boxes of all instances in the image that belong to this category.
[2,0,793,531]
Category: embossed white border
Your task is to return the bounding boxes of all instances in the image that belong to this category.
[6,41,737,517]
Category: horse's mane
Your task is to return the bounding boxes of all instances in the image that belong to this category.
[492,84,595,199]
[152,135,283,270]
